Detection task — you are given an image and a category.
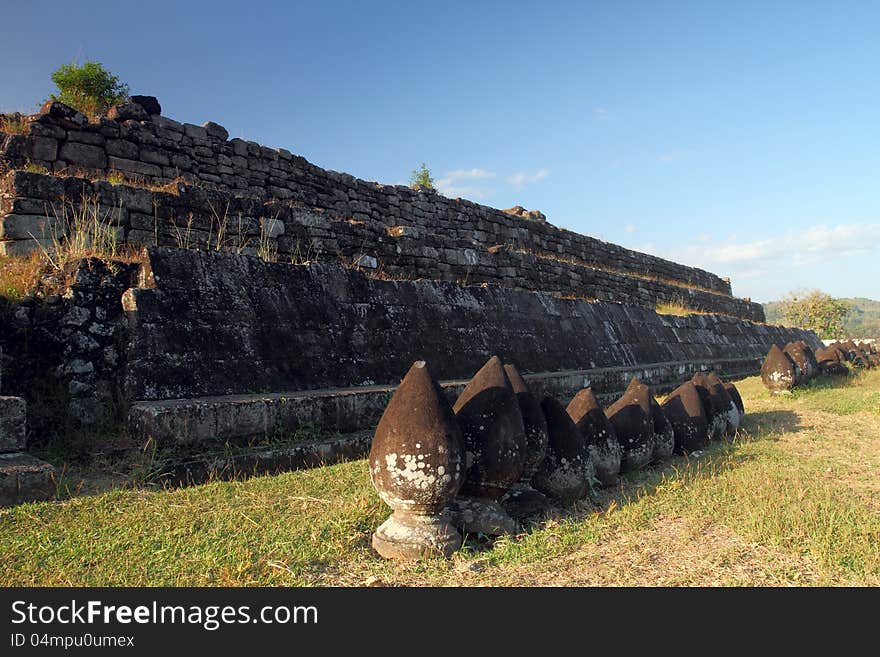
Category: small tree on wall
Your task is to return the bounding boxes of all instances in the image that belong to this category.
[409,163,434,190]
[49,60,129,119]
[781,289,850,339]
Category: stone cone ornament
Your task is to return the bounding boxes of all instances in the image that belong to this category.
[797,341,821,376]
[854,345,873,368]
[532,396,594,504]
[567,387,622,487]
[692,372,728,438]
[722,382,745,424]
[816,346,849,376]
[648,394,675,461]
[761,344,796,395]
[784,342,815,381]
[842,341,859,361]
[660,381,710,454]
[706,371,739,435]
[500,363,550,520]
[369,361,465,560]
[606,378,654,472]
[450,355,526,536]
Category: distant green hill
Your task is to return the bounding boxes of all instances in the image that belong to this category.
[764,297,880,338]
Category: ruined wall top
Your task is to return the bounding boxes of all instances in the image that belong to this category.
[0,97,737,298]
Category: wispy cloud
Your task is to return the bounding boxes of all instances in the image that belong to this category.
[593,107,609,119]
[663,223,880,270]
[507,169,549,190]
[435,168,496,199]
[624,223,637,234]
[658,150,686,163]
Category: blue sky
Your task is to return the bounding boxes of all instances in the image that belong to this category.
[2,1,878,302]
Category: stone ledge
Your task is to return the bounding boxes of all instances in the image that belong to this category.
[157,430,374,486]
[0,452,56,507]
[128,356,762,449]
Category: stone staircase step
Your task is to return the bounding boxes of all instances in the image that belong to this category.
[0,452,56,507]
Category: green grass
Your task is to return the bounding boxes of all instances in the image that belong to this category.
[1,370,879,586]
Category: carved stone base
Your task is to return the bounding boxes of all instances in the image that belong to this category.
[449,496,518,536]
[500,484,549,520]
[372,511,462,560]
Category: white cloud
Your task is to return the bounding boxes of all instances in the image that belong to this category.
[624,223,636,234]
[663,222,880,270]
[593,107,609,119]
[435,168,496,199]
[507,169,549,190]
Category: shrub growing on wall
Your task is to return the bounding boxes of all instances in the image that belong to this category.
[49,60,129,119]
[409,162,434,190]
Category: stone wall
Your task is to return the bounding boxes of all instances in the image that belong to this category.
[0,101,765,321]
[1,258,140,435]
[0,170,765,320]
[122,247,816,402]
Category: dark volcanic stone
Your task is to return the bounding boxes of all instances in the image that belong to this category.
[648,394,675,461]
[37,100,87,128]
[691,372,726,438]
[761,344,796,394]
[369,361,465,560]
[705,371,739,435]
[815,346,850,376]
[567,387,622,487]
[500,363,550,519]
[453,355,527,499]
[722,382,745,423]
[107,102,149,122]
[661,381,710,453]
[605,378,654,472]
[785,342,815,381]
[797,340,820,376]
[130,95,162,116]
[502,363,548,483]
[532,396,593,504]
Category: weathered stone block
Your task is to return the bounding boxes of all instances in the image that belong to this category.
[106,139,139,159]
[0,214,60,240]
[0,238,53,256]
[0,397,26,452]
[140,148,170,166]
[183,123,208,140]
[107,156,162,178]
[131,95,162,116]
[67,130,105,146]
[0,452,56,507]
[116,185,153,214]
[27,136,58,161]
[108,102,149,122]
[203,121,229,141]
[59,141,107,169]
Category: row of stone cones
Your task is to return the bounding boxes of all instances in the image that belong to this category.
[760,339,878,394]
[368,356,745,560]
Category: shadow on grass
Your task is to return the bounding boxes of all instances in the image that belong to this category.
[740,410,802,435]
[794,373,857,393]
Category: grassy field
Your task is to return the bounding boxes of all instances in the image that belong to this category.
[1,370,878,587]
